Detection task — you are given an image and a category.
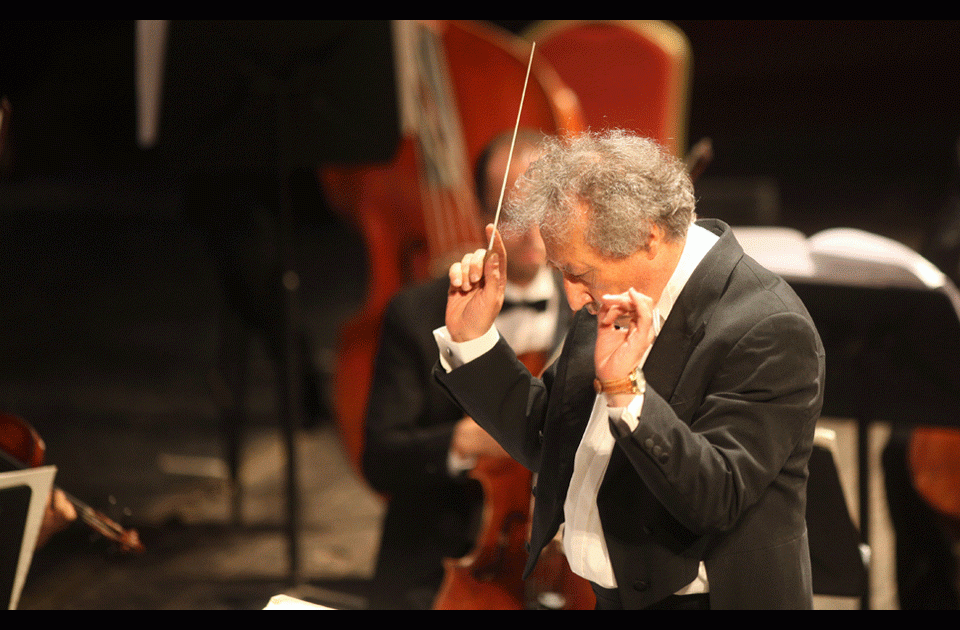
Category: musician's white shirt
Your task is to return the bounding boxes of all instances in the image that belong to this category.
[434,224,718,593]
[497,265,562,357]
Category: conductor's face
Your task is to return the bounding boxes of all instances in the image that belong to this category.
[544,201,665,315]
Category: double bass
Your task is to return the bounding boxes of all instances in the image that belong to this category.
[321,20,583,478]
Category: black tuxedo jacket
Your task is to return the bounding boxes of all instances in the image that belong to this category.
[435,219,826,609]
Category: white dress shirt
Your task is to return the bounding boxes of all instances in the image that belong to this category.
[563,223,717,590]
[434,223,719,592]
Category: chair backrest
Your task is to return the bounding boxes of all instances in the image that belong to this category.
[523,20,692,158]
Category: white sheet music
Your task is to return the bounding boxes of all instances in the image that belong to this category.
[263,594,333,610]
[731,226,815,278]
[1,466,56,610]
[808,228,950,291]
[733,225,960,319]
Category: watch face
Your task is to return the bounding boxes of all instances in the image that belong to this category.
[632,368,646,395]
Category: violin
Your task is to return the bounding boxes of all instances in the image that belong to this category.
[0,413,145,554]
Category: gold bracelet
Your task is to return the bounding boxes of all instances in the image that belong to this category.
[593,366,646,396]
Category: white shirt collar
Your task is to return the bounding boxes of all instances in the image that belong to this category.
[653,222,719,333]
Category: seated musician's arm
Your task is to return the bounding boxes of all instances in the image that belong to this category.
[433,330,549,472]
[362,294,475,494]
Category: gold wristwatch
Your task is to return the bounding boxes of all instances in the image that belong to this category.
[593,366,646,396]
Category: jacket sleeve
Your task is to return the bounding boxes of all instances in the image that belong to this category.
[612,309,825,536]
[433,336,552,472]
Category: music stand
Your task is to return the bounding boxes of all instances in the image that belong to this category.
[138,20,398,587]
[0,466,56,610]
[735,226,960,609]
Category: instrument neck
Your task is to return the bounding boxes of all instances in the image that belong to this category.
[396,21,484,273]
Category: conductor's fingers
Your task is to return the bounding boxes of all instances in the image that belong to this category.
[468,248,486,284]
[449,260,466,289]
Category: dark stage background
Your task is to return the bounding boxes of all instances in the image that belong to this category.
[0,20,958,609]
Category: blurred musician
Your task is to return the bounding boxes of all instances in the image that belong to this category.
[362,130,570,609]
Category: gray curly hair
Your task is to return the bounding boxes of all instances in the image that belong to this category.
[502,129,696,258]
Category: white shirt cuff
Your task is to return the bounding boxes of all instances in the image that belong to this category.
[607,393,645,436]
[433,325,500,372]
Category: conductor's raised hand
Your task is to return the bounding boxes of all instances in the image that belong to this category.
[594,288,656,384]
[446,224,507,342]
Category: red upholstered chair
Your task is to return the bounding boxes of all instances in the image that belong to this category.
[523,20,692,158]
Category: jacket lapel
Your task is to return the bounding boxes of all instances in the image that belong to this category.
[543,309,597,478]
[644,220,744,405]
[525,308,597,576]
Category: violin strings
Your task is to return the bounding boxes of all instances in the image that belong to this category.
[489,41,536,251]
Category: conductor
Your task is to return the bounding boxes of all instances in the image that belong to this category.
[433,129,826,609]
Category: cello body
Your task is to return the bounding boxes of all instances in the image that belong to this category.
[433,454,535,609]
[432,352,596,610]
[908,426,960,538]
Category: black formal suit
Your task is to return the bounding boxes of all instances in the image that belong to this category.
[363,273,569,609]
[435,219,826,609]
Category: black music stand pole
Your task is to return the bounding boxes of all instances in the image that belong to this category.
[274,80,304,588]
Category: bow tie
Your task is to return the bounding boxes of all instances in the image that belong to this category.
[502,298,549,312]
